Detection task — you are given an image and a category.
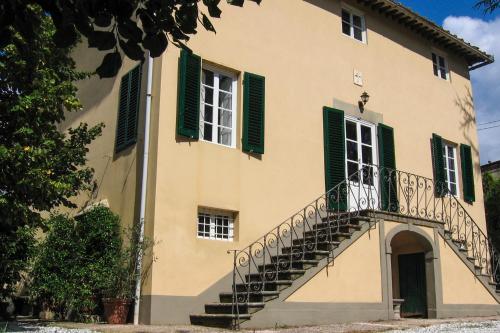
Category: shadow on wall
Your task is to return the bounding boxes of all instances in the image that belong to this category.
[455,86,480,171]
[61,43,119,128]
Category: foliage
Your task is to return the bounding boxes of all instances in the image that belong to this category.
[0,7,103,300]
[475,0,500,13]
[30,206,155,320]
[484,173,500,251]
[0,227,35,300]
[0,0,262,78]
[101,219,156,300]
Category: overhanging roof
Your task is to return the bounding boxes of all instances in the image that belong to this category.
[355,0,494,70]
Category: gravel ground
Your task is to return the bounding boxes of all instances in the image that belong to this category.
[4,316,500,333]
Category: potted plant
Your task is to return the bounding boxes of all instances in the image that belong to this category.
[101,223,155,325]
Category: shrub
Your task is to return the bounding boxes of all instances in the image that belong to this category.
[30,206,122,320]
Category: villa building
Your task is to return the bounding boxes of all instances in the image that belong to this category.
[68,0,499,328]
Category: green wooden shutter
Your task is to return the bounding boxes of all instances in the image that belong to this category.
[378,124,398,212]
[323,107,346,211]
[115,64,142,153]
[460,144,475,203]
[242,72,265,154]
[432,133,446,197]
[177,50,201,139]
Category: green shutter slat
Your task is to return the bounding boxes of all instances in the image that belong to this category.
[115,64,142,153]
[378,124,398,212]
[126,65,141,144]
[115,72,130,151]
[460,144,475,203]
[323,107,347,211]
[243,72,265,154]
[432,133,446,197]
[177,50,201,139]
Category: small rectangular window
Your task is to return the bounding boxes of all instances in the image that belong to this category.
[432,52,448,80]
[442,144,459,196]
[200,67,237,148]
[197,209,235,241]
[341,8,366,43]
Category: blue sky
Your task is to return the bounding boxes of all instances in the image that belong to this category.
[398,1,500,164]
[399,0,496,23]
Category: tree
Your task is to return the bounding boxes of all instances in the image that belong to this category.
[484,173,500,251]
[0,7,103,299]
[476,0,499,13]
[0,0,262,78]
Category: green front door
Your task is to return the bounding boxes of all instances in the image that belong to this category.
[398,253,427,318]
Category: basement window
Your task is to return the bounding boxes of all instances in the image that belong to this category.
[432,53,449,80]
[197,209,234,241]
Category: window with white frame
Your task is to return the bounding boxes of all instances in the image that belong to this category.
[200,67,237,147]
[442,144,459,196]
[341,8,366,43]
[197,209,234,241]
[432,53,448,80]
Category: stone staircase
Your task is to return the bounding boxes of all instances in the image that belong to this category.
[190,165,500,329]
[190,212,374,328]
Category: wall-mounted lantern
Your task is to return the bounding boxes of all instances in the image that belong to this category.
[358,91,370,112]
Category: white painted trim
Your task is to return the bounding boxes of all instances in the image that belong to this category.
[431,51,450,81]
[443,143,460,198]
[344,115,379,183]
[341,4,367,44]
[199,63,238,148]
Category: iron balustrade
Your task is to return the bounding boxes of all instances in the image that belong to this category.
[227,165,500,329]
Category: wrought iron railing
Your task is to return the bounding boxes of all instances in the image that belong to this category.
[227,165,500,329]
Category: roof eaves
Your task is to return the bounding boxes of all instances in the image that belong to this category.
[356,0,494,69]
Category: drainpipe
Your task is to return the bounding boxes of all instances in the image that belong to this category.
[133,52,153,325]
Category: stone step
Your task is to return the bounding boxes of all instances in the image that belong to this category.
[258,259,319,271]
[245,269,306,282]
[294,232,351,245]
[280,247,331,260]
[235,280,293,292]
[290,239,341,252]
[308,223,362,235]
[219,291,280,303]
[321,211,372,222]
[205,302,265,314]
[190,313,251,328]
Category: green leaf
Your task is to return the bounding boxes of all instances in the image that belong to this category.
[119,39,145,61]
[94,13,113,27]
[117,20,143,42]
[96,52,122,78]
[142,33,168,57]
[88,31,116,51]
[53,25,78,48]
[203,0,222,18]
[201,13,216,33]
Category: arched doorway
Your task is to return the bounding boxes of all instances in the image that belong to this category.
[389,229,438,318]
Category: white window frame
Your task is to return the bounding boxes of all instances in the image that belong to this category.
[432,52,449,81]
[197,209,234,241]
[344,116,378,183]
[200,64,238,148]
[443,143,460,197]
[341,5,367,44]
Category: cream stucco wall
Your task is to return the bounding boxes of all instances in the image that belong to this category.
[63,46,149,234]
[146,0,487,301]
[439,234,497,305]
[286,226,382,303]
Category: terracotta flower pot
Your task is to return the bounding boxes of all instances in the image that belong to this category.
[102,298,132,324]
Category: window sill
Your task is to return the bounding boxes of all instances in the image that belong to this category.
[341,32,367,45]
[200,138,236,149]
